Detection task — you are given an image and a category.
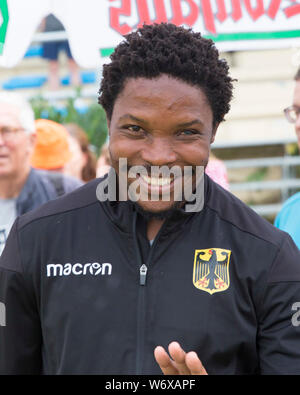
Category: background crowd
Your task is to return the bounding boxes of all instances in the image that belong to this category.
[0,91,111,254]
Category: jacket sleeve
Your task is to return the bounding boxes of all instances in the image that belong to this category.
[257,234,300,374]
[0,219,42,374]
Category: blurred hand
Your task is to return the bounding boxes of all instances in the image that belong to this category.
[154,341,207,375]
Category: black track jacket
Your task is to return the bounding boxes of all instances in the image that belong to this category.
[1,175,300,375]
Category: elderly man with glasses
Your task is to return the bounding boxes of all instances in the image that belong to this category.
[0,92,82,255]
[274,67,300,248]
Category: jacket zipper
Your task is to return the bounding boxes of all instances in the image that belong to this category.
[133,211,167,374]
[136,254,153,374]
[139,264,148,285]
[136,264,148,373]
[135,236,165,374]
[136,277,146,374]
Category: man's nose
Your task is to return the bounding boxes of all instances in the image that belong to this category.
[141,137,177,166]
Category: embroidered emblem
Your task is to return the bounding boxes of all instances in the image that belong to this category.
[193,248,231,295]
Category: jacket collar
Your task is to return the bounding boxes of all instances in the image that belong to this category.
[101,173,210,236]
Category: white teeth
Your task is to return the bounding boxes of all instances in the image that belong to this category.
[140,174,172,186]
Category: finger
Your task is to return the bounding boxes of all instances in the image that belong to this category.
[185,351,208,375]
[168,342,191,375]
[154,346,178,375]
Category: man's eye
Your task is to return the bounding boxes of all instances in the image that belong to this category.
[2,127,13,134]
[127,125,142,132]
[179,130,199,136]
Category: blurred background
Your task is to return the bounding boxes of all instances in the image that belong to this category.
[1,0,300,223]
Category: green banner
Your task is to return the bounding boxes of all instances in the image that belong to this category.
[205,30,300,42]
[0,0,9,55]
[100,29,300,58]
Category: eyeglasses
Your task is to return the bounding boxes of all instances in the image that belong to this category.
[0,127,26,142]
[284,105,300,124]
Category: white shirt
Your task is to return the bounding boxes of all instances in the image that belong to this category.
[0,198,17,255]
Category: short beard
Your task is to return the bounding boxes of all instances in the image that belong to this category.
[133,201,183,220]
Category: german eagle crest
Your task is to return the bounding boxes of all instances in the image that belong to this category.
[193,248,231,294]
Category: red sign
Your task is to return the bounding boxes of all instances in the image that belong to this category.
[109,0,300,36]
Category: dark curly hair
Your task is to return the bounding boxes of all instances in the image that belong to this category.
[98,23,234,126]
[295,67,300,81]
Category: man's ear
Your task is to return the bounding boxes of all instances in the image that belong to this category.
[210,123,219,144]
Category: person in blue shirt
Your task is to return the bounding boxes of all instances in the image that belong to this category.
[274,67,300,248]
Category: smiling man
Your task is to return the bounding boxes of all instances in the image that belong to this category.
[1,24,300,375]
[103,74,215,239]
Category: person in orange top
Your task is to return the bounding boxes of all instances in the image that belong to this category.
[30,118,83,194]
[31,119,72,172]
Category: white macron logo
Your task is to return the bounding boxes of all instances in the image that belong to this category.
[47,262,112,277]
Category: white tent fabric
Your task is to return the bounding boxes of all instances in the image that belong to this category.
[0,0,300,69]
[0,0,113,68]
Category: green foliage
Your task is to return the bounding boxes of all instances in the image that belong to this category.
[286,142,299,156]
[246,167,268,182]
[30,90,108,156]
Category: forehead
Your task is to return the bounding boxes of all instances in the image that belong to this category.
[0,102,21,127]
[113,75,212,124]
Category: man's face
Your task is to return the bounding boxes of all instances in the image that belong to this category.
[108,74,217,213]
[293,80,300,148]
[0,103,35,179]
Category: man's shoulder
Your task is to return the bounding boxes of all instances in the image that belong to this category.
[18,178,101,231]
[206,177,286,248]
